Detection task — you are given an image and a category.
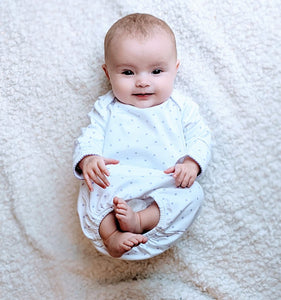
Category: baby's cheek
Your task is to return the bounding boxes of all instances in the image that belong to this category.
[112,80,132,101]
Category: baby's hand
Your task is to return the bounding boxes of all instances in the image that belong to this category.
[79,155,119,191]
[164,157,200,188]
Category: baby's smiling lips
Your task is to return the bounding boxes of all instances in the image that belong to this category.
[133,93,154,98]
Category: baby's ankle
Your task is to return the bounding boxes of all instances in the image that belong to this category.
[135,211,143,233]
[137,203,160,233]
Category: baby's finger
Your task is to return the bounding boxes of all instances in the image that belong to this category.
[84,173,93,192]
[97,160,111,177]
[176,173,186,187]
[104,157,120,166]
[171,168,182,186]
[164,166,175,174]
[95,167,110,187]
[180,176,190,188]
[187,175,196,188]
[89,171,107,189]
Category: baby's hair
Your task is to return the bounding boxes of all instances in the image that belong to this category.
[104,13,177,61]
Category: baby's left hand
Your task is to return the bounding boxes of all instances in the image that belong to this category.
[164,157,200,188]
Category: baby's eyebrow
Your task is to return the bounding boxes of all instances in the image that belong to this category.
[115,62,169,70]
[150,62,168,68]
[115,64,135,69]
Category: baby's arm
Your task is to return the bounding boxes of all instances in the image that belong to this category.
[164,157,200,188]
[73,92,118,190]
[78,155,119,191]
[181,98,211,177]
[163,94,211,188]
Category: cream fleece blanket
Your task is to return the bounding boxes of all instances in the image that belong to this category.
[1,1,281,299]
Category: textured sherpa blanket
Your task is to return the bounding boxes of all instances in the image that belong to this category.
[1,1,281,299]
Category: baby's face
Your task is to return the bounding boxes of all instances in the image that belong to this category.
[103,32,179,108]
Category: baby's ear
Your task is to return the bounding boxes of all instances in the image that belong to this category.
[102,64,110,80]
[176,60,180,71]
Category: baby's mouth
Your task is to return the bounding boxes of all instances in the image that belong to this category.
[133,93,154,96]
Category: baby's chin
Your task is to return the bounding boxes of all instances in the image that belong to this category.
[117,96,168,109]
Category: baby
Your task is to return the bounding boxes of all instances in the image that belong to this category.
[73,13,211,260]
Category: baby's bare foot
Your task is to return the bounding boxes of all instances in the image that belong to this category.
[113,197,142,233]
[104,231,148,258]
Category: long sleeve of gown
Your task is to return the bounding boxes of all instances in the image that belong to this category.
[180,99,212,175]
[72,91,113,179]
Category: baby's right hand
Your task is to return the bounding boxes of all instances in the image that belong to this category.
[79,155,119,191]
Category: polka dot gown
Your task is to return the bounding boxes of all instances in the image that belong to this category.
[73,90,211,260]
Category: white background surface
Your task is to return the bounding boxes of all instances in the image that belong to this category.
[1,1,280,299]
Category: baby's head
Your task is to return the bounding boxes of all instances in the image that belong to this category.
[104,13,177,63]
[103,13,180,108]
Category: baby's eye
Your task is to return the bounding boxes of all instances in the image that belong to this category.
[152,69,162,75]
[122,70,134,75]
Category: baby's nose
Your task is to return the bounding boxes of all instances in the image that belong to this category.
[135,75,150,87]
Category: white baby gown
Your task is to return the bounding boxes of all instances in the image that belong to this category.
[73,90,211,260]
